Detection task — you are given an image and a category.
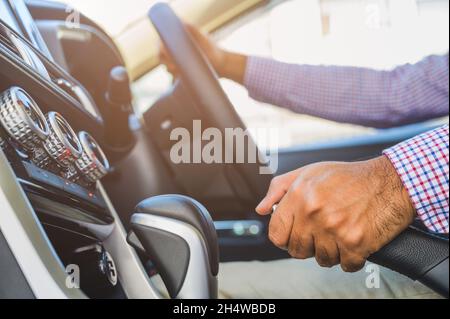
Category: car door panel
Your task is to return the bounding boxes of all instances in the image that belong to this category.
[276,122,443,174]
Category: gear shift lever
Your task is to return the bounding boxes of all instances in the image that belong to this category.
[128,195,219,299]
[104,66,135,148]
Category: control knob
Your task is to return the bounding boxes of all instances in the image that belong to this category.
[75,131,110,183]
[0,87,49,151]
[42,112,83,167]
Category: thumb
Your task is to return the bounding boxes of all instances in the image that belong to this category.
[256,188,286,216]
[256,170,302,215]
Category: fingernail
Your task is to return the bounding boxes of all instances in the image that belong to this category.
[255,200,266,213]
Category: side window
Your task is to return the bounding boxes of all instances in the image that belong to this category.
[216,0,449,149]
[133,0,449,150]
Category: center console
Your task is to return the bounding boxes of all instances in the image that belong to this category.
[0,84,120,296]
[0,13,220,298]
[0,17,146,298]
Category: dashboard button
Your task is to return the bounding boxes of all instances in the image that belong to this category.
[63,180,105,208]
[23,161,65,190]
[23,161,106,208]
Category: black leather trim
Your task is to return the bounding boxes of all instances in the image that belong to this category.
[132,224,190,299]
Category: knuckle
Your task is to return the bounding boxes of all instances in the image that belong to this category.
[289,183,304,197]
[288,245,301,259]
[315,248,333,268]
[342,230,365,249]
[269,176,281,188]
[316,258,330,268]
[269,216,283,235]
[340,264,351,273]
[304,189,324,212]
[303,201,317,215]
[289,245,309,260]
[317,260,333,268]
[269,232,285,248]
[323,215,342,233]
[288,233,308,259]
[341,258,366,273]
[292,251,309,260]
[268,221,286,247]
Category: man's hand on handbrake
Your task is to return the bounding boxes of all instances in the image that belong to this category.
[257,156,416,272]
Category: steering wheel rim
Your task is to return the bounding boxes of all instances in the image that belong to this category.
[149,3,272,199]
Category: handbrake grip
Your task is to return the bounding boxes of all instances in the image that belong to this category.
[368,226,449,298]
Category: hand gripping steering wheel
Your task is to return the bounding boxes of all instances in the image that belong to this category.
[149,3,272,202]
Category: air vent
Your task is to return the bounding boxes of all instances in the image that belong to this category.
[0,24,51,80]
[53,78,101,120]
[1,22,101,120]
[53,78,80,102]
[0,28,21,57]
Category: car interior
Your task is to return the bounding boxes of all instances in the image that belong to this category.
[0,0,448,299]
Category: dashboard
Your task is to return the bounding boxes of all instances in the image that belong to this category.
[0,0,212,300]
[2,0,231,299]
[0,2,129,298]
[1,0,53,59]
[0,3,102,120]
[0,5,111,204]
[0,86,110,207]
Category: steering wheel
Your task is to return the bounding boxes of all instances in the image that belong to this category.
[148,3,449,298]
[149,3,272,201]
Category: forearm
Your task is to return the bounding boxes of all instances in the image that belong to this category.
[242,55,449,128]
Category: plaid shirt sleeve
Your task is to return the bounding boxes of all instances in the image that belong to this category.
[384,125,449,234]
[244,54,449,128]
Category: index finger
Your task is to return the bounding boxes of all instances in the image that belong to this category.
[256,171,301,215]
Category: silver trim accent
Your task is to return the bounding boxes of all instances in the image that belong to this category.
[44,112,82,167]
[6,0,54,62]
[1,159,161,298]
[7,30,51,81]
[76,132,110,183]
[19,178,115,241]
[55,79,100,120]
[97,183,162,299]
[0,148,86,299]
[0,87,49,150]
[103,251,118,286]
[131,213,216,299]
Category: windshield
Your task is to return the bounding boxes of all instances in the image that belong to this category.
[48,0,169,37]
